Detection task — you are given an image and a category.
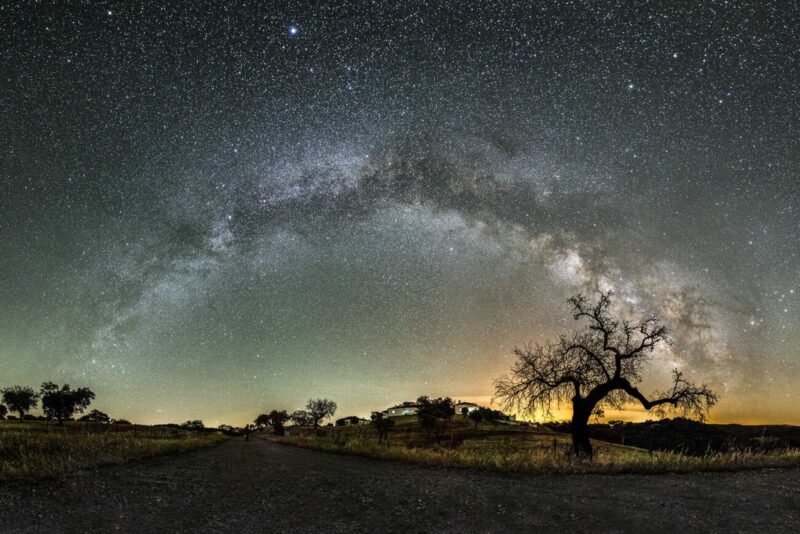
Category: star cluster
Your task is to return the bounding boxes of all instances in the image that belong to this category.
[1,1,798,425]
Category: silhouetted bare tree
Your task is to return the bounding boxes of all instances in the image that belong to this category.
[1,386,39,422]
[495,292,717,458]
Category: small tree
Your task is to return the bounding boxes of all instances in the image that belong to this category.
[495,292,717,458]
[418,413,437,441]
[254,413,271,430]
[0,405,7,420]
[1,386,39,422]
[416,396,455,419]
[432,419,448,444]
[290,410,313,426]
[268,410,290,435]
[181,420,204,430]
[40,383,95,425]
[371,412,395,443]
[467,409,483,429]
[416,396,454,443]
[463,406,503,423]
[485,408,508,426]
[79,409,111,424]
[306,399,337,428]
[416,415,447,444]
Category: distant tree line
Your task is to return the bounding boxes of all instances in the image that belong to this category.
[250,398,337,437]
[369,396,506,445]
[181,420,205,430]
[0,382,128,426]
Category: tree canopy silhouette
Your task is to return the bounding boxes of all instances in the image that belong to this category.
[306,398,337,428]
[495,292,717,458]
[40,383,95,425]
[416,396,455,419]
[414,396,454,443]
[289,410,313,427]
[268,410,289,435]
[181,420,205,430]
[1,386,40,422]
[79,409,111,424]
[254,413,271,430]
[255,410,290,434]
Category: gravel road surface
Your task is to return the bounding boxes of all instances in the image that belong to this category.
[0,438,797,533]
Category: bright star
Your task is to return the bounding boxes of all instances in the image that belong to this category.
[288,26,299,36]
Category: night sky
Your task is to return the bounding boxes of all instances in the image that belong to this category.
[2,1,798,426]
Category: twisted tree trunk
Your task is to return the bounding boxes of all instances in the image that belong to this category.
[570,401,593,458]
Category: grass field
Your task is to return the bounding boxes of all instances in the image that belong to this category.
[269,416,800,475]
[0,421,226,481]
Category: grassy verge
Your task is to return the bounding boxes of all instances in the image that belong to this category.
[0,424,227,481]
[268,422,800,475]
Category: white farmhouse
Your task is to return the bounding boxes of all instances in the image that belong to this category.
[385,402,419,417]
[454,402,480,416]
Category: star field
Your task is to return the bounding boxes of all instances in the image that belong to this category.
[1,1,798,425]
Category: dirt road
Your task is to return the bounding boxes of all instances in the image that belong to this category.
[0,438,797,533]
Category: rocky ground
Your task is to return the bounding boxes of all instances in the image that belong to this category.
[0,437,797,533]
